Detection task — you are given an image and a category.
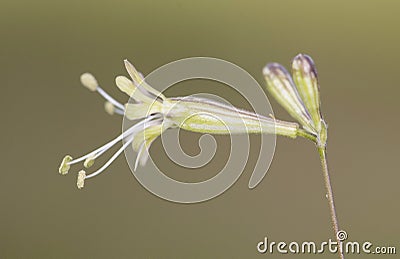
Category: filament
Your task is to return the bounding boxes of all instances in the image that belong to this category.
[85,135,134,179]
[67,115,160,165]
[96,86,125,110]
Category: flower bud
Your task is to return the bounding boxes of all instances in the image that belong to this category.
[292,54,321,131]
[263,63,315,133]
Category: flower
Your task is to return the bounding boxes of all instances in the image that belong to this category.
[59,59,310,188]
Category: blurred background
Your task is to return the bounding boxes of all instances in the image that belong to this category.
[1,0,399,258]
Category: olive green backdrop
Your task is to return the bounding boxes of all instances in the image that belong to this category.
[1,0,399,258]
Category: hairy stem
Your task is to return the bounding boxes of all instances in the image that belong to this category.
[318,147,344,259]
[297,128,317,142]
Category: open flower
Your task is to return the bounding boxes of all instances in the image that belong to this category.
[59,59,308,188]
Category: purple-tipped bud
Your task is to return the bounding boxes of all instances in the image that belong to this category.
[263,63,315,133]
[292,54,322,131]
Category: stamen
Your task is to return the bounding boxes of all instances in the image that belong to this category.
[63,115,162,181]
[85,136,134,180]
[68,125,130,166]
[104,101,125,116]
[77,170,86,189]
[104,101,115,115]
[80,72,125,111]
[59,155,73,175]
[114,109,124,115]
[84,155,95,168]
[65,115,156,166]
[96,87,125,110]
[80,73,98,92]
[67,136,121,166]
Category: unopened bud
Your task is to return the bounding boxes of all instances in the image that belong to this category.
[292,54,321,131]
[263,63,315,133]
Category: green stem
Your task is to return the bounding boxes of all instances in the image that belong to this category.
[318,147,344,259]
[297,128,317,142]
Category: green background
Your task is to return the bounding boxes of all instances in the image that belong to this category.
[1,0,399,258]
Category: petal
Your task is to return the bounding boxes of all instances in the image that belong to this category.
[263,63,315,132]
[124,102,162,121]
[132,122,163,152]
[132,124,164,170]
[124,60,166,101]
[134,141,146,171]
[134,137,157,170]
[292,54,322,131]
[115,75,155,103]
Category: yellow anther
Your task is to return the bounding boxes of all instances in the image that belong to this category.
[77,170,86,189]
[59,155,73,175]
[84,155,95,168]
[104,101,115,115]
[80,73,98,91]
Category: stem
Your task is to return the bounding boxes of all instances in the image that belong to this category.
[297,128,317,142]
[318,147,344,259]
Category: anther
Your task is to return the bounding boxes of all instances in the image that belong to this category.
[104,101,115,115]
[84,155,95,168]
[80,73,98,92]
[77,170,86,189]
[59,155,73,175]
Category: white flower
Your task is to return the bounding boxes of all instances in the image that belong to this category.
[59,59,308,188]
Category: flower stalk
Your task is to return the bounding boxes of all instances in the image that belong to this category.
[263,54,344,259]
